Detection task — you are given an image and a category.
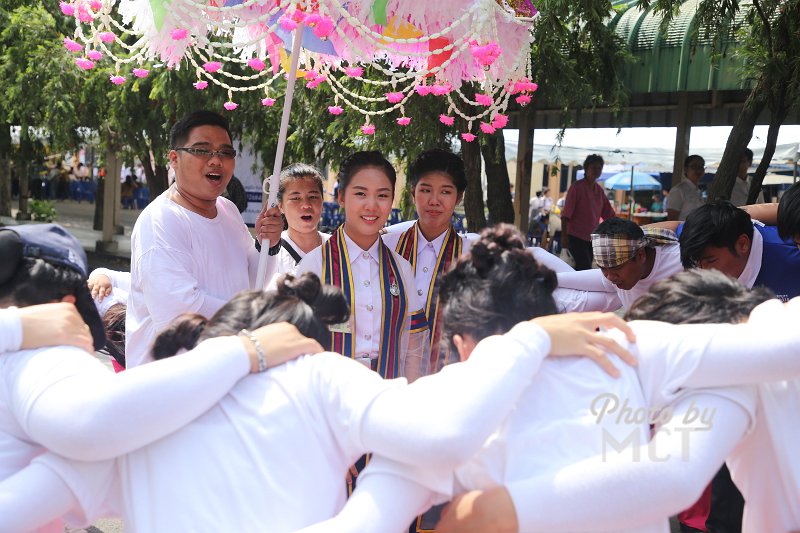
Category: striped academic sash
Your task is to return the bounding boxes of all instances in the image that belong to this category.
[396,223,463,372]
[322,226,426,379]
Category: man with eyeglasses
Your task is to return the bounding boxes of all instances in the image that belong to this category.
[126,110,283,367]
[667,154,706,221]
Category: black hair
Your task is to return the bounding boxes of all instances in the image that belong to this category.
[777,181,800,241]
[151,313,208,361]
[625,269,774,325]
[438,224,558,353]
[742,148,754,164]
[336,151,396,195]
[277,163,325,202]
[408,149,467,193]
[169,110,233,149]
[679,201,753,268]
[683,154,705,169]
[0,257,105,351]
[594,217,644,239]
[151,273,350,360]
[583,154,604,168]
[102,302,127,367]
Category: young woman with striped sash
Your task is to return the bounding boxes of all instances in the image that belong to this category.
[297,151,430,382]
[382,149,472,376]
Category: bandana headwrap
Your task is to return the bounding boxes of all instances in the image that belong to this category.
[591,228,679,268]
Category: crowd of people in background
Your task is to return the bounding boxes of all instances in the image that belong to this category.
[1,109,800,533]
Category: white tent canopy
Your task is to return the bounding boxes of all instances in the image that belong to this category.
[503,128,799,174]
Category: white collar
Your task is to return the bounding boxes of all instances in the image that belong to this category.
[738,221,764,289]
[343,230,381,264]
[416,224,449,256]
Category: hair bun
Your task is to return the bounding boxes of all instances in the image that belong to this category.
[277,273,322,306]
[469,224,526,275]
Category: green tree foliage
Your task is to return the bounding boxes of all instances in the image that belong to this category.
[0,0,85,216]
[477,0,631,230]
[642,0,800,203]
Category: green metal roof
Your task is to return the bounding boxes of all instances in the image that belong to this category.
[610,0,751,93]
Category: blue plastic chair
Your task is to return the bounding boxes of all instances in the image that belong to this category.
[79,180,95,204]
[70,180,81,201]
[451,213,466,233]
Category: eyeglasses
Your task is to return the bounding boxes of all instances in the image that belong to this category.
[175,147,237,161]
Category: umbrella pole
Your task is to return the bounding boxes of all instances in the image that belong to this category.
[255,24,305,290]
[629,165,634,219]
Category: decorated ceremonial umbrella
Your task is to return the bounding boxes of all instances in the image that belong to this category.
[60,0,539,287]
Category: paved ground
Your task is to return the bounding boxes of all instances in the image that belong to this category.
[2,199,136,272]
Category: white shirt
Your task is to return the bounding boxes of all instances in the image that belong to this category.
[346,320,764,533]
[603,244,684,309]
[265,230,331,290]
[382,226,474,305]
[727,298,800,532]
[127,191,259,366]
[21,324,553,533]
[668,178,704,220]
[0,308,22,354]
[736,222,763,289]
[383,220,479,241]
[730,176,764,207]
[297,232,423,362]
[90,268,131,316]
[554,244,683,311]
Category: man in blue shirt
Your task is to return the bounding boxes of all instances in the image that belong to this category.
[679,200,800,302]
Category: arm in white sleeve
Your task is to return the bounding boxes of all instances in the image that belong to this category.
[294,463,436,533]
[528,247,575,273]
[553,287,621,313]
[19,336,251,460]
[90,268,131,293]
[0,308,23,353]
[138,248,227,327]
[358,322,551,469]
[507,392,751,532]
[0,461,78,533]
[556,268,610,292]
[628,304,800,389]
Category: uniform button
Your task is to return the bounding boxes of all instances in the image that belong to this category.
[362,252,370,259]
[423,267,429,273]
[366,304,374,311]
[363,280,370,287]
[417,289,423,296]
[365,334,372,340]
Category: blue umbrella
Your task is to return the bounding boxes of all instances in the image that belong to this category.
[602,171,662,191]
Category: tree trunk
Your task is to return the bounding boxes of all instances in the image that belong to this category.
[708,77,769,201]
[749,86,788,204]
[143,151,169,202]
[481,130,515,224]
[16,158,30,220]
[0,158,10,217]
[16,127,31,220]
[94,176,105,230]
[461,135,486,232]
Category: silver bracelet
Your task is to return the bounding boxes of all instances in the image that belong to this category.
[239,329,268,372]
